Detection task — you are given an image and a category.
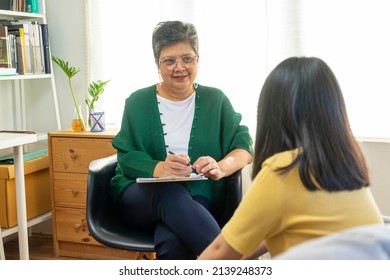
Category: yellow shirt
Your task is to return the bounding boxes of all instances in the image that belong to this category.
[222,149,383,257]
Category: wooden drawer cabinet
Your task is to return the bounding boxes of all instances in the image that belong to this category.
[49,129,149,259]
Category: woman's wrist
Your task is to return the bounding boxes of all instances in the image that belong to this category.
[153,161,165,177]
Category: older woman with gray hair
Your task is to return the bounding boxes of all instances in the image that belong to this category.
[111,21,253,259]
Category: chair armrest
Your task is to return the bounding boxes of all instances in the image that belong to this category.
[88,154,118,176]
[214,170,242,227]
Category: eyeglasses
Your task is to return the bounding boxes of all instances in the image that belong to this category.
[159,54,198,69]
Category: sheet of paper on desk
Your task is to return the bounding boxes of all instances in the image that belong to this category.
[136,173,207,183]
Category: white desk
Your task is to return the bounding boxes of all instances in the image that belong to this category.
[0,132,37,260]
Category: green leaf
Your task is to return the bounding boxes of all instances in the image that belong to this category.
[85,79,110,111]
[51,56,80,78]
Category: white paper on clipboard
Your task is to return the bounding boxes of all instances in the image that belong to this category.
[136,173,207,183]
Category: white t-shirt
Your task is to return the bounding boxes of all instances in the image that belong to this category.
[157,92,195,155]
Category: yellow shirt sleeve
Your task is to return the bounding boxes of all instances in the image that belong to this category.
[222,163,287,256]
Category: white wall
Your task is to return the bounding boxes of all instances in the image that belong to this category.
[46,0,88,130]
[359,140,390,216]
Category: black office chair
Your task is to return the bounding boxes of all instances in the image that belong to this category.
[86,154,242,258]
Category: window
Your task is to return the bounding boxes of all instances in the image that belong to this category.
[299,0,390,138]
[87,0,390,138]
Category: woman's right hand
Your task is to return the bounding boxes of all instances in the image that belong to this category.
[153,153,192,178]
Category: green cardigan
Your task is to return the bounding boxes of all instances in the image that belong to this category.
[111,84,253,204]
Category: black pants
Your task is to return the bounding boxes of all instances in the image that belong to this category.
[117,182,220,260]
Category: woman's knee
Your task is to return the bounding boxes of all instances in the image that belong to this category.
[154,223,196,260]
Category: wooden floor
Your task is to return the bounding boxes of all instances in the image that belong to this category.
[3,233,155,260]
[3,233,75,260]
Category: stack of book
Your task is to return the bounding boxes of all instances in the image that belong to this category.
[0,24,16,76]
[0,21,50,75]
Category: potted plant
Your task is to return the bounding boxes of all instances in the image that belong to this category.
[51,56,86,131]
[85,80,110,132]
[51,56,110,132]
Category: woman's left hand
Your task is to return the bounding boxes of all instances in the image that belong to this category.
[193,156,224,180]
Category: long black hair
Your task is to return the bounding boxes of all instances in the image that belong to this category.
[252,57,369,191]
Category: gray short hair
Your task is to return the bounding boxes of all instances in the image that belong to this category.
[152,21,199,62]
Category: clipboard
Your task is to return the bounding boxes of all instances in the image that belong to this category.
[136,173,207,183]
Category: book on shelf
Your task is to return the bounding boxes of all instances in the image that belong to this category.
[10,0,17,11]
[8,32,17,69]
[27,0,39,13]
[0,0,10,10]
[40,23,50,74]
[17,26,29,74]
[18,0,24,12]
[21,22,32,74]
[30,21,44,74]
[0,25,11,68]
[15,33,25,74]
[0,66,17,75]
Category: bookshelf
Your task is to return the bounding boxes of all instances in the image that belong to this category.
[0,0,61,140]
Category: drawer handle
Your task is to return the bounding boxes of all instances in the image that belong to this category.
[74,224,82,231]
[69,149,78,159]
[72,189,79,196]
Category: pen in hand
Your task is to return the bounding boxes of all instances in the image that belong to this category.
[168,150,193,169]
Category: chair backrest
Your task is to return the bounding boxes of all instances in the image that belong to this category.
[86,154,117,234]
[86,154,242,252]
